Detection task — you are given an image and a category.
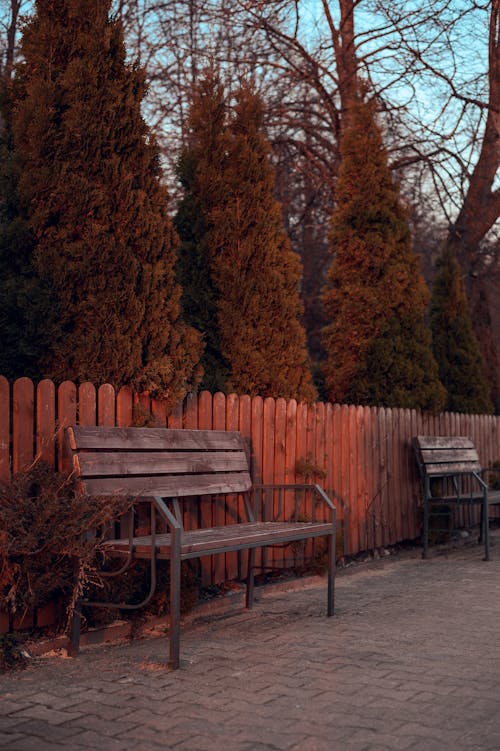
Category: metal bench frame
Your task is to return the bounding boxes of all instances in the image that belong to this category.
[66,426,336,669]
[413,435,500,561]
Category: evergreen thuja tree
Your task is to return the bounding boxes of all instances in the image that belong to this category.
[208,83,315,400]
[0,79,52,380]
[175,69,230,392]
[430,248,493,414]
[176,73,315,400]
[11,0,201,403]
[321,94,446,410]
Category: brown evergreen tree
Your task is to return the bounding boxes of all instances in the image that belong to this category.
[10,0,201,404]
[176,74,315,400]
[321,93,446,410]
[431,248,493,414]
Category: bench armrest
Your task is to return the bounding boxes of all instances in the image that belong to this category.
[251,483,336,523]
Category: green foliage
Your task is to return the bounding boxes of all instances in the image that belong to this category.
[0,81,53,380]
[175,71,316,400]
[175,71,230,392]
[430,248,494,414]
[0,460,131,625]
[321,93,446,411]
[7,0,201,405]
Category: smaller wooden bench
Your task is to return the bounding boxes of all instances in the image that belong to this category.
[66,426,336,669]
[413,436,500,560]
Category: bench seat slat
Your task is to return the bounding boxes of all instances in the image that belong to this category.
[419,448,479,464]
[69,426,244,451]
[103,521,334,559]
[82,471,252,497]
[415,436,476,450]
[423,462,482,476]
[77,451,249,477]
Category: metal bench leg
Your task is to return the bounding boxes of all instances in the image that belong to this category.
[68,602,82,656]
[483,497,490,561]
[422,500,429,559]
[169,532,181,669]
[327,531,335,617]
[246,548,256,609]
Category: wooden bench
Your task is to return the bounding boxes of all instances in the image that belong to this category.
[66,426,336,669]
[413,436,500,560]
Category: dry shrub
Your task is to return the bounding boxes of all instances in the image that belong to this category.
[0,461,131,628]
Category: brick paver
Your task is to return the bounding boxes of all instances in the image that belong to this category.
[1,532,500,750]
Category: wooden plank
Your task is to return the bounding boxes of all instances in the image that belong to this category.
[364,406,376,551]
[184,393,198,429]
[419,448,479,464]
[213,392,227,584]
[57,381,77,472]
[356,405,367,552]
[168,400,183,428]
[294,400,308,566]
[348,405,359,554]
[0,376,10,484]
[77,450,249,476]
[197,391,213,585]
[36,379,56,467]
[151,397,167,427]
[82,471,252,498]
[98,384,115,426]
[262,397,275,571]
[416,435,474,450]
[78,382,96,426]
[71,426,245,451]
[198,391,213,430]
[377,407,389,550]
[13,377,34,473]
[237,394,252,578]
[225,393,240,580]
[273,397,287,568]
[284,399,297,567]
[251,395,264,484]
[184,393,199,533]
[116,386,133,427]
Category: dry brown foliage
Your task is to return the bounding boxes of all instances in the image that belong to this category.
[0,461,131,629]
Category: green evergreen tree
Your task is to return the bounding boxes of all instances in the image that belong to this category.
[10,0,201,403]
[175,70,230,392]
[0,76,57,381]
[321,94,446,410]
[430,248,493,414]
[176,73,316,400]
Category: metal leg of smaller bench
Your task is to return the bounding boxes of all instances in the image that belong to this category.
[327,532,335,617]
[68,602,82,656]
[169,531,181,670]
[246,548,256,609]
[483,496,490,561]
[422,499,429,559]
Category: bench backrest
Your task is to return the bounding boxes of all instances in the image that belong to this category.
[413,435,481,478]
[66,426,252,498]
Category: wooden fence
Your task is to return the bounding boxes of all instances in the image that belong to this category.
[2,376,500,567]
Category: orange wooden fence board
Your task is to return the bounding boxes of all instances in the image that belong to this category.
[78,382,96,427]
[36,379,56,467]
[13,378,34,473]
[0,376,10,483]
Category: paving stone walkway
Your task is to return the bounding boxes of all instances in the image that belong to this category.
[1,533,500,751]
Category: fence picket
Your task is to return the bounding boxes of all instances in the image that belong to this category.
[0,376,9,483]
[13,378,34,473]
[57,381,77,472]
[37,379,56,467]
[78,382,96,427]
